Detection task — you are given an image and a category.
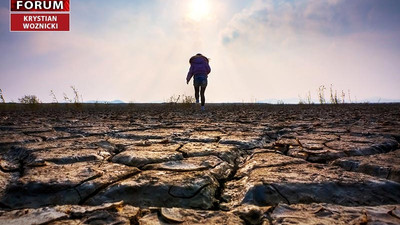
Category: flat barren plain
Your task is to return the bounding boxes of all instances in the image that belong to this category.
[0,103,399,224]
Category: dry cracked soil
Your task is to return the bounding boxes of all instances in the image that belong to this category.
[0,103,399,225]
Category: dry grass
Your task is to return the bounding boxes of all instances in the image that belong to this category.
[18,95,41,104]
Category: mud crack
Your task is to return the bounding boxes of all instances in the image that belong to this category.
[168,183,211,199]
[79,170,141,205]
[270,184,290,205]
[175,144,187,158]
[213,150,247,210]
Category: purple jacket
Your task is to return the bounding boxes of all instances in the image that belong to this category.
[186,54,211,82]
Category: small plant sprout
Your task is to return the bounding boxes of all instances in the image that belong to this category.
[335,90,339,104]
[307,91,312,104]
[19,95,40,104]
[181,95,195,104]
[341,90,346,104]
[329,84,339,104]
[70,86,82,104]
[170,95,178,104]
[63,93,72,103]
[167,95,181,104]
[318,85,326,104]
[328,85,339,104]
[298,95,305,104]
[167,94,195,104]
[299,86,351,105]
[299,91,313,105]
[348,90,352,103]
[0,89,5,103]
[50,90,58,103]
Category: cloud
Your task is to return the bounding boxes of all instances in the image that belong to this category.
[220,0,400,45]
[214,0,400,102]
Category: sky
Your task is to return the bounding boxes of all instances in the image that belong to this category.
[1,0,400,103]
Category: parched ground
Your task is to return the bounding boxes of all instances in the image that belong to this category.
[0,103,399,224]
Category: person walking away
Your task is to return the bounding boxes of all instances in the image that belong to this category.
[186,53,211,111]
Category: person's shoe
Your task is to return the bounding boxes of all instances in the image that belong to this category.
[196,99,200,104]
[201,106,205,111]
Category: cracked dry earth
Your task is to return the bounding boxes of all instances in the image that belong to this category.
[0,104,400,225]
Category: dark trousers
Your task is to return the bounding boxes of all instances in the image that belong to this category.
[194,85,206,106]
[193,75,208,106]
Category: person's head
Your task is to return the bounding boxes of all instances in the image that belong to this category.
[190,53,209,63]
[195,53,208,60]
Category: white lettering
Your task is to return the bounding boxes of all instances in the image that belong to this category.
[16,1,64,10]
[23,16,58,22]
[35,1,41,9]
[22,23,60,30]
[43,1,50,9]
[25,1,33,9]
[53,1,63,10]
[16,1,23,9]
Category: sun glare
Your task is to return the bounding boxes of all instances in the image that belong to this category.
[188,0,211,22]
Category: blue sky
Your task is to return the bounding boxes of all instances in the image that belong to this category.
[1,0,400,103]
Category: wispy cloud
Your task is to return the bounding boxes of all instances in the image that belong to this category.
[215,0,400,102]
[221,0,400,45]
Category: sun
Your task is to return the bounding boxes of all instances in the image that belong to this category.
[188,0,211,22]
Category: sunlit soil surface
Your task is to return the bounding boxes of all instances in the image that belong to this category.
[0,103,399,224]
